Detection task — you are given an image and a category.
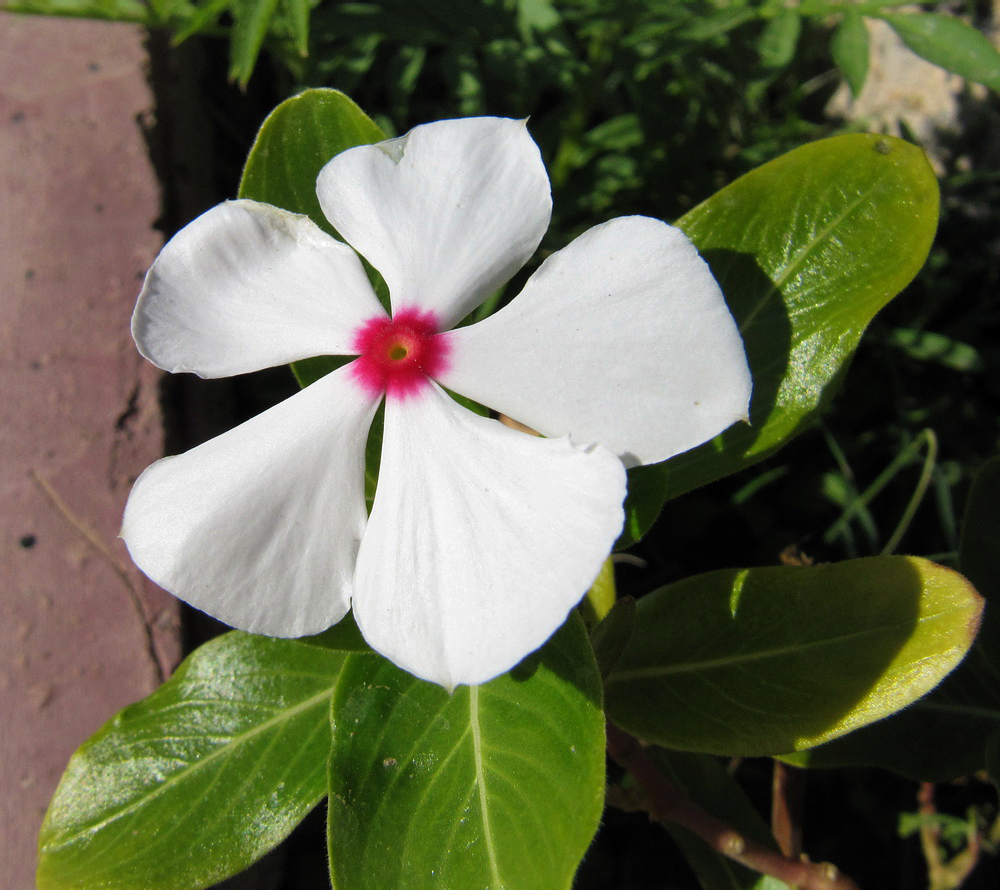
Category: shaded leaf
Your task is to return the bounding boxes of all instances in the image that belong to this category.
[605,557,981,756]
[831,9,870,97]
[328,614,604,890]
[620,134,939,545]
[758,9,800,70]
[591,594,635,679]
[37,633,347,890]
[880,13,1000,90]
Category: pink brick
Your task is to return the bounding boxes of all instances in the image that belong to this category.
[0,15,180,887]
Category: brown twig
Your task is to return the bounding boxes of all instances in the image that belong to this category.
[606,722,860,890]
[772,757,805,861]
[31,470,165,685]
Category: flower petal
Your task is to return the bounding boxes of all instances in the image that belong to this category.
[437,216,752,468]
[316,117,551,329]
[121,365,379,637]
[352,383,626,689]
[133,200,385,378]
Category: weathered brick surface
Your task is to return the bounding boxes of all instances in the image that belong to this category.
[0,16,180,887]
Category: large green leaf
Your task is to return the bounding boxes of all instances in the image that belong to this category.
[880,13,1000,90]
[37,633,347,890]
[620,134,938,546]
[788,457,1000,780]
[604,556,980,756]
[327,614,605,890]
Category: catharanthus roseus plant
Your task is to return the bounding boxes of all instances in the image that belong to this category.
[36,91,995,890]
[122,114,751,688]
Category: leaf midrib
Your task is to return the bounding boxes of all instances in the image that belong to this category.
[470,685,504,890]
[607,619,933,683]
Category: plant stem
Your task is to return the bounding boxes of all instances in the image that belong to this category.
[606,722,860,890]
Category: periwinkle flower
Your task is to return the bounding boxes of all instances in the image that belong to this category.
[122,117,751,689]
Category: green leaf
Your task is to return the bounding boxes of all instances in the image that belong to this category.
[281,0,310,57]
[831,9,870,96]
[605,556,981,757]
[37,633,347,890]
[0,0,148,20]
[880,13,1000,90]
[790,457,1000,780]
[327,614,605,890]
[758,8,800,70]
[651,750,791,890]
[239,88,385,227]
[620,134,939,546]
[883,327,983,373]
[172,0,234,45]
[229,0,280,88]
[591,594,635,679]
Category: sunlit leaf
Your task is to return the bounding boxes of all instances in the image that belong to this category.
[37,633,346,890]
[229,0,280,87]
[0,0,148,19]
[605,557,981,756]
[790,458,1000,780]
[327,615,604,890]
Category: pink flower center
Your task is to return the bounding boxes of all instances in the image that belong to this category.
[350,307,451,399]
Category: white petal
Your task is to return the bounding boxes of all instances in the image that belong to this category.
[133,200,385,378]
[316,117,552,329]
[437,216,752,468]
[352,383,626,689]
[121,366,379,637]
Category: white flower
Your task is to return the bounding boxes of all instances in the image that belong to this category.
[122,117,751,689]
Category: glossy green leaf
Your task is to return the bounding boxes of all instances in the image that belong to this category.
[651,750,791,890]
[605,556,981,757]
[758,9,800,70]
[789,457,1000,780]
[229,0,280,87]
[831,9,870,96]
[37,633,347,890]
[620,134,939,546]
[880,13,1000,90]
[327,614,605,890]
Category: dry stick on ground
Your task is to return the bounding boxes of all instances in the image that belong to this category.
[31,469,165,685]
[606,722,860,890]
